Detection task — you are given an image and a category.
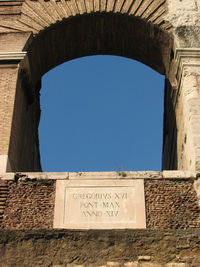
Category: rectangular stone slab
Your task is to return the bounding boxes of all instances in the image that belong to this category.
[53,179,146,229]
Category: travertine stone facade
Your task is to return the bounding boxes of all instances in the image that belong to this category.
[1,0,200,172]
[165,0,200,171]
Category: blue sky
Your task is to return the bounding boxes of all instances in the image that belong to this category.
[39,55,165,172]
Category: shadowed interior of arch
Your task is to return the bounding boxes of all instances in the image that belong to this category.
[39,55,165,172]
[6,12,175,172]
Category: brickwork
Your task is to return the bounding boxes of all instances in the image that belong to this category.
[8,65,41,172]
[1,177,199,230]
[145,179,200,229]
[0,32,31,52]
[0,66,19,156]
[0,0,169,35]
[0,180,8,224]
[0,179,55,229]
[0,172,199,265]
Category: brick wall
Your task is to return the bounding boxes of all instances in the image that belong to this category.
[0,67,19,156]
[0,176,200,266]
[1,177,199,230]
[0,179,55,229]
[145,179,200,229]
[8,66,42,172]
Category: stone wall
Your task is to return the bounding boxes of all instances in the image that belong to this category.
[0,172,200,266]
[0,229,200,267]
[1,173,200,230]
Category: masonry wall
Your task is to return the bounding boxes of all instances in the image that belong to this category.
[0,229,200,267]
[0,172,200,266]
[0,66,19,157]
[0,179,55,230]
[1,177,200,230]
[8,65,42,172]
[0,0,177,173]
[145,179,200,229]
[1,0,200,173]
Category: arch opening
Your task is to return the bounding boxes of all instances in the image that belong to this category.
[39,55,165,172]
[7,12,176,172]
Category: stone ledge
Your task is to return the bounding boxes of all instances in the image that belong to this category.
[0,52,27,66]
[0,170,197,181]
[0,52,26,61]
[0,172,14,180]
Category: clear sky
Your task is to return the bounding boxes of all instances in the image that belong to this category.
[39,55,165,172]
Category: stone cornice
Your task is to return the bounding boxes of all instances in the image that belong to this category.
[0,52,27,63]
[175,48,200,83]
[0,0,24,2]
[0,170,197,180]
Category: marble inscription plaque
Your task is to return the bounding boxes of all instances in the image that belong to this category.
[54,180,146,229]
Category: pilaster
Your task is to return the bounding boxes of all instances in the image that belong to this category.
[174,48,200,171]
[0,52,26,173]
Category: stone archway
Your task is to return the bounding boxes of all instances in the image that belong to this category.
[0,0,200,172]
